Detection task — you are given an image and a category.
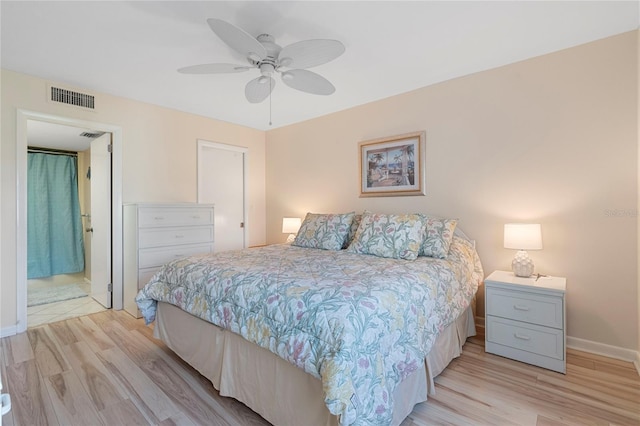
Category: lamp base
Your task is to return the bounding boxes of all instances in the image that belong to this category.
[286,234,296,243]
[512,250,535,277]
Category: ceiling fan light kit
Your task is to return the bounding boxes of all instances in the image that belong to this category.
[179,18,345,106]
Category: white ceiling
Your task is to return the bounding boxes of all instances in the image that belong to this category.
[26,120,97,152]
[2,1,638,132]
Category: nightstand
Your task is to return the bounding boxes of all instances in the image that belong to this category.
[484,270,566,373]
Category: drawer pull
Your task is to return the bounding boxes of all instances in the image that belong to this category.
[174,235,185,238]
[174,254,184,258]
[514,333,531,341]
[513,304,530,311]
[1,392,12,416]
[192,215,201,219]
[154,216,165,220]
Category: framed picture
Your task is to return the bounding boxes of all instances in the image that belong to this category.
[359,131,426,197]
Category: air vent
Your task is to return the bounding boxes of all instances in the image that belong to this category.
[50,86,95,110]
[79,131,105,139]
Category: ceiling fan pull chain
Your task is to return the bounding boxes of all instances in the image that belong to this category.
[269,78,272,126]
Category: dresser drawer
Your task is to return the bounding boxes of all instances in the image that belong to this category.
[486,287,563,329]
[138,267,162,290]
[138,207,214,227]
[487,316,564,360]
[139,243,214,269]
[139,225,214,248]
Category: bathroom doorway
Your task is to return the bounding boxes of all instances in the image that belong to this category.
[25,120,110,327]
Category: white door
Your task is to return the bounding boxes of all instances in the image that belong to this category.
[198,141,246,252]
[90,134,112,307]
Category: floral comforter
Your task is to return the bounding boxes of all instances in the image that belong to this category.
[136,236,483,425]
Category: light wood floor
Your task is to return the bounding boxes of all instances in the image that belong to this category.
[1,310,638,426]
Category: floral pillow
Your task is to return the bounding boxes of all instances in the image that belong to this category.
[419,217,458,259]
[346,211,426,260]
[293,212,355,251]
[342,213,362,249]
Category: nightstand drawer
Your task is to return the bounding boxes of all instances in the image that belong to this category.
[486,287,563,329]
[487,316,564,360]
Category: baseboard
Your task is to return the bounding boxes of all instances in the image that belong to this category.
[566,336,638,361]
[1,325,18,338]
[567,336,640,375]
[474,316,485,337]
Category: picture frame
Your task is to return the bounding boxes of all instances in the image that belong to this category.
[359,131,426,197]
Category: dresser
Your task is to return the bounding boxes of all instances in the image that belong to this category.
[123,203,215,317]
[484,270,566,373]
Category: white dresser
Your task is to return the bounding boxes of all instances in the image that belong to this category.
[123,203,215,317]
[485,270,566,373]
[1,375,11,426]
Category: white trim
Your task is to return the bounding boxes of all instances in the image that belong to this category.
[16,110,124,335]
[197,140,248,154]
[196,139,249,249]
[567,335,640,366]
[474,316,485,337]
[1,326,18,339]
[16,112,28,333]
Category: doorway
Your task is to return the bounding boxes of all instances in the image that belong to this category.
[25,122,112,326]
[16,110,123,334]
[197,140,247,251]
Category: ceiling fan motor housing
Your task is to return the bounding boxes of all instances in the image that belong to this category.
[257,34,281,60]
[259,62,275,77]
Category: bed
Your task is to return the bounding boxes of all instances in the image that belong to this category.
[136,212,484,425]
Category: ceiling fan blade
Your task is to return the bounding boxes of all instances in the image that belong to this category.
[177,63,251,74]
[245,76,275,103]
[207,18,267,61]
[281,69,335,95]
[278,39,345,69]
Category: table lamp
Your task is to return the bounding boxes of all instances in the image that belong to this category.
[282,217,302,243]
[504,223,542,277]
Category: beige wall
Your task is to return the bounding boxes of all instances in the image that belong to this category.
[266,32,638,350]
[1,70,266,331]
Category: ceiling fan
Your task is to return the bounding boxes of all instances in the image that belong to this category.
[178,19,345,104]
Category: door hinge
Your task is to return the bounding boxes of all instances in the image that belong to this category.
[108,283,113,292]
[240,222,245,228]
[107,144,113,153]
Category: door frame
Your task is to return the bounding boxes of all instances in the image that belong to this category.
[196,139,248,249]
[89,133,113,308]
[16,110,123,333]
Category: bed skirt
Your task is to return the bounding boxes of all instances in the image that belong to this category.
[154,301,476,426]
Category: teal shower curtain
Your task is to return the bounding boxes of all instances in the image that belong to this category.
[27,153,85,279]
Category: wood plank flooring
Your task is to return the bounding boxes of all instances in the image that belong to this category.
[1,310,638,425]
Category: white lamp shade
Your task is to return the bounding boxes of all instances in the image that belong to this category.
[282,217,302,234]
[504,223,543,250]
